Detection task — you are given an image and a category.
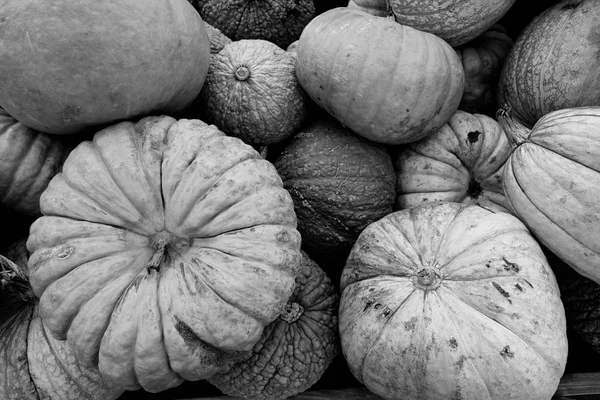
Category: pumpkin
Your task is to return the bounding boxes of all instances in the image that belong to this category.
[295,8,464,145]
[347,0,389,17]
[454,25,514,116]
[189,0,315,49]
[498,106,600,285]
[26,115,303,393]
[0,108,77,216]
[394,110,513,213]
[0,241,124,400]
[387,0,516,47]
[497,0,600,128]
[0,0,210,135]
[197,39,310,146]
[204,21,232,55]
[339,201,568,400]
[208,251,340,399]
[273,117,396,261]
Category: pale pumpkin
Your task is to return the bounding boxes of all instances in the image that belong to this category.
[208,251,340,399]
[498,106,600,285]
[0,0,210,134]
[198,39,309,146]
[387,0,516,47]
[295,8,464,145]
[497,0,600,128]
[394,110,513,213]
[0,108,76,216]
[26,115,302,393]
[347,0,388,17]
[339,201,568,400]
[454,25,514,116]
[0,242,123,400]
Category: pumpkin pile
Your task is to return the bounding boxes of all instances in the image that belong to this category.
[2,0,600,399]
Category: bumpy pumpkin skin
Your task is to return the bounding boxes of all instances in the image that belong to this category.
[204,21,232,55]
[347,0,389,17]
[295,8,464,145]
[0,242,123,400]
[0,0,210,135]
[394,110,513,213]
[190,0,315,49]
[274,118,396,260]
[0,108,76,216]
[26,116,302,393]
[454,25,514,116]
[387,0,516,47]
[499,106,600,285]
[497,0,600,128]
[208,251,340,399]
[198,39,309,146]
[339,202,568,400]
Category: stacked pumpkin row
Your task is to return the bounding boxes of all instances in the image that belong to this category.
[1,0,600,400]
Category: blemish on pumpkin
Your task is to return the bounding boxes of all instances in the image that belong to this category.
[373,303,382,310]
[62,105,81,122]
[363,299,374,311]
[492,281,512,303]
[515,283,523,291]
[56,246,75,259]
[454,355,466,370]
[449,337,458,349]
[467,131,481,143]
[510,313,521,319]
[524,279,534,288]
[502,257,520,273]
[500,345,514,358]
[404,316,417,331]
[485,262,492,268]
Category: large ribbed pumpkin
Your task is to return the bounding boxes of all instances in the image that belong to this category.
[26,115,302,393]
[0,0,210,135]
[387,0,516,47]
[339,201,568,400]
[497,0,600,128]
[295,7,464,145]
[498,106,600,285]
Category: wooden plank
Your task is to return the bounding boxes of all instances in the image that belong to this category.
[554,372,600,397]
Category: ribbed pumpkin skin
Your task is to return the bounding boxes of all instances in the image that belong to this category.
[0,109,75,216]
[500,107,600,285]
[295,8,464,145]
[0,0,210,135]
[387,0,516,47]
[347,0,389,16]
[339,202,568,400]
[26,116,302,393]
[497,0,600,128]
[274,118,396,259]
[395,110,513,213]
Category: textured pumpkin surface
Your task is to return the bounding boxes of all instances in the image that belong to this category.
[0,244,123,400]
[274,118,396,260]
[189,0,315,49]
[347,0,389,16]
[204,21,232,55]
[0,108,76,216]
[295,8,464,145]
[198,39,309,146]
[497,0,600,128]
[0,0,210,135]
[499,106,600,285]
[394,110,513,213]
[454,25,514,116]
[208,251,339,399]
[26,115,302,392]
[339,202,568,400]
[388,0,516,47]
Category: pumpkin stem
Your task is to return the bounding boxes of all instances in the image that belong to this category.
[147,239,167,274]
[496,104,532,147]
[279,302,304,323]
[234,66,251,81]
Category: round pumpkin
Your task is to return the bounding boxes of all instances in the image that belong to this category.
[387,0,516,47]
[208,251,340,399]
[197,39,310,146]
[339,201,568,400]
[454,25,514,116]
[294,7,464,145]
[497,0,600,128]
[394,110,513,213]
[0,108,76,216]
[26,115,303,393]
[0,0,210,135]
[0,242,123,400]
[498,106,600,285]
[274,117,396,261]
[347,0,388,17]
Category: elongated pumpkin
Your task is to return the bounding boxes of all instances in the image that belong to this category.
[339,201,568,400]
[26,115,302,393]
[498,106,600,285]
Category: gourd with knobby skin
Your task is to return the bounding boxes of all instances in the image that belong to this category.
[26,115,303,393]
[498,105,600,285]
[339,201,568,400]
